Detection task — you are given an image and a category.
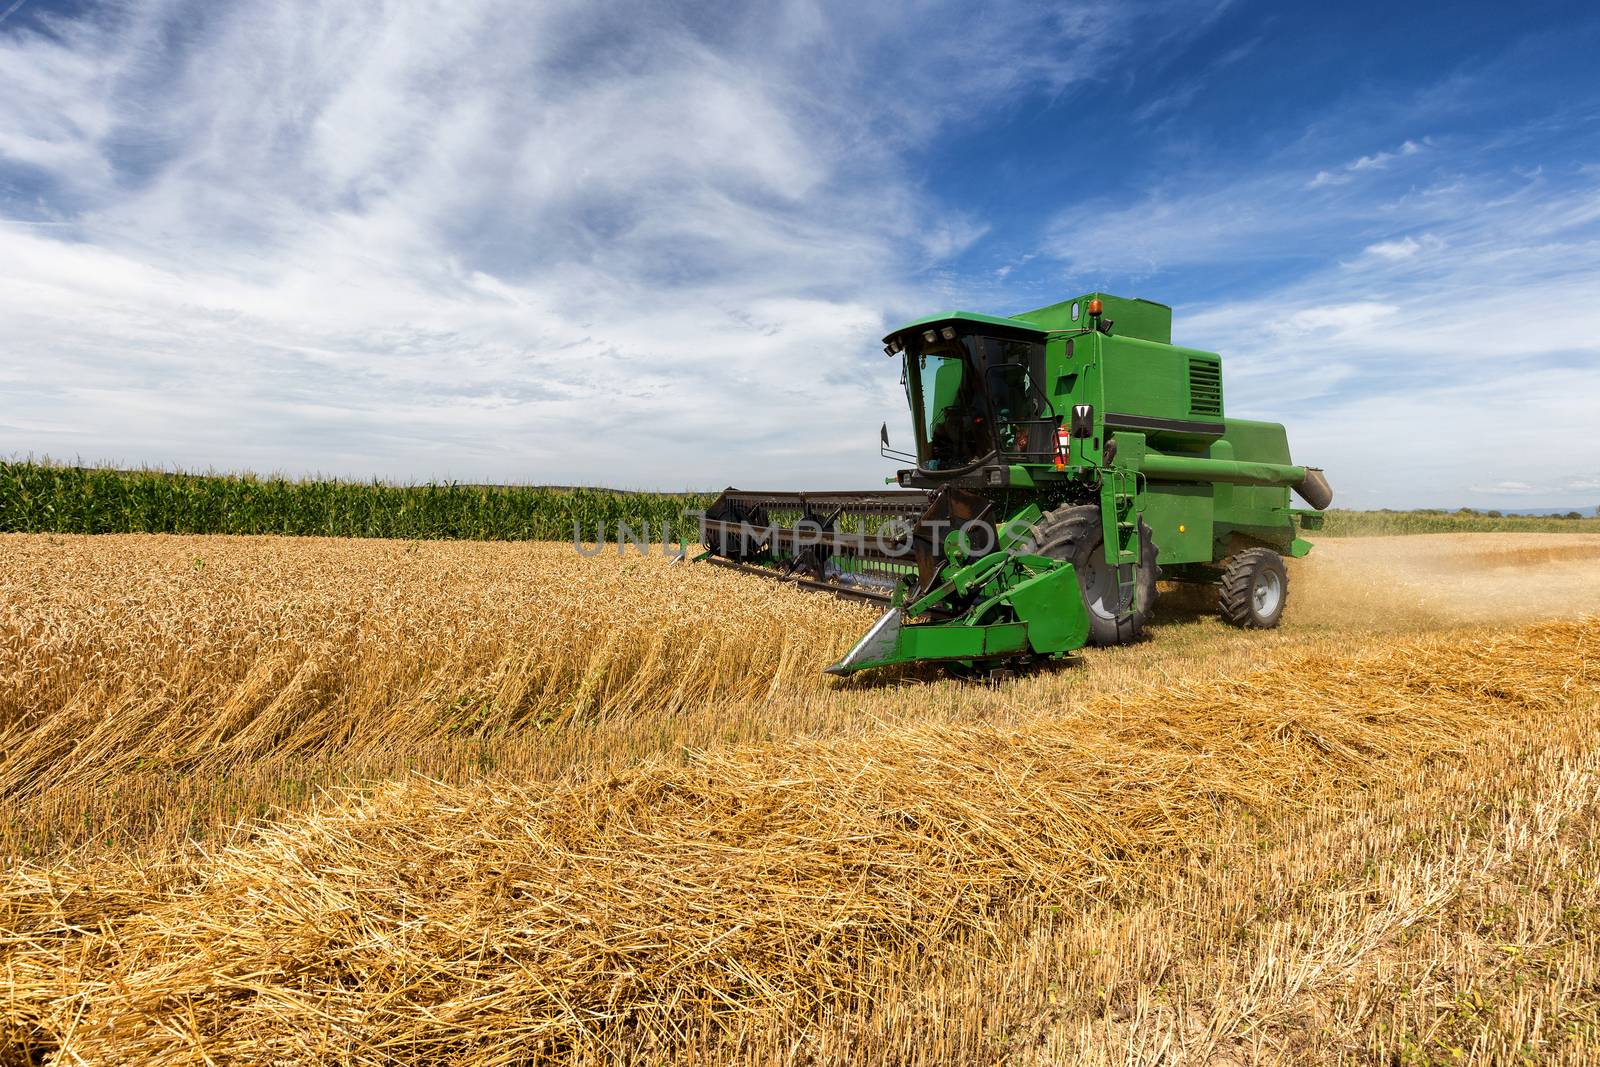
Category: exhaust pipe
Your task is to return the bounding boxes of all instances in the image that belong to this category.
[1294,467,1334,511]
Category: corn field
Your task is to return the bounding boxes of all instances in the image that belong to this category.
[0,460,711,540]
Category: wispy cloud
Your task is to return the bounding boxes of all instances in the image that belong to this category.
[1035,99,1600,506]
[1468,481,1540,495]
[1132,31,1264,124]
[1361,234,1434,260]
[1042,138,1452,280]
[1308,139,1425,187]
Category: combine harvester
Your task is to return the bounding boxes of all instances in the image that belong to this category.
[694,294,1333,675]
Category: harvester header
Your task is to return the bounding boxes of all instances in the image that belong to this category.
[693,292,1332,675]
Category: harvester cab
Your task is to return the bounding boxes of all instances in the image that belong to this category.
[695,293,1333,675]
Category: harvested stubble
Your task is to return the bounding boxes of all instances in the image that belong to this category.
[4,532,1458,869]
[0,535,874,807]
[3,619,1594,1064]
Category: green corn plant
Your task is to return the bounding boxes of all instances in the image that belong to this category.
[0,459,715,542]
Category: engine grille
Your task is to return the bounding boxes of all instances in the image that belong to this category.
[1188,358,1223,417]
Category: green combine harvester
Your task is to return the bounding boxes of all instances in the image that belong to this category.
[695,293,1332,675]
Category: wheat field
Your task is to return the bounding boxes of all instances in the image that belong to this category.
[3,532,1599,1064]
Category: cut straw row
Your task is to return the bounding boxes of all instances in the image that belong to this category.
[3,619,1594,1064]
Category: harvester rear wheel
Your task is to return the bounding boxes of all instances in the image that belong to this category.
[1021,505,1157,646]
[1218,547,1288,629]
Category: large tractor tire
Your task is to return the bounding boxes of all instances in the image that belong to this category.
[1021,504,1157,646]
[1218,547,1288,629]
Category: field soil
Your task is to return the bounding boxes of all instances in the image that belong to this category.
[2,532,1597,1065]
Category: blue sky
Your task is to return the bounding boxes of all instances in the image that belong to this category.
[1,0,1597,508]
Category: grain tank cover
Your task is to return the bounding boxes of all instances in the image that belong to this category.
[1013,293,1173,344]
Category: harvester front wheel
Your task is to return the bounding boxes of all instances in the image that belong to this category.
[1218,548,1288,629]
[1022,505,1157,646]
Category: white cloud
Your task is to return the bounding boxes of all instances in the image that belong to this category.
[1356,232,1448,262]
[1468,481,1540,495]
[0,0,1174,488]
[1307,138,1426,188]
[1348,139,1423,172]
[1270,302,1399,336]
[1363,236,1419,259]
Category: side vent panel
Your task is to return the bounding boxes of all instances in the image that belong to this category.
[1187,358,1223,417]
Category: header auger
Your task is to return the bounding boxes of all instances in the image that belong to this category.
[692,293,1332,675]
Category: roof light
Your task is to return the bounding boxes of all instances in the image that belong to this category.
[923,328,937,344]
[883,343,895,357]
[940,326,956,340]
[1088,298,1103,316]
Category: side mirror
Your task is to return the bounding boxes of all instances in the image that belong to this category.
[1070,403,1095,439]
[880,423,917,465]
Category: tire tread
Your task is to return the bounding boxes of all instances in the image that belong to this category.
[1023,504,1157,646]
[1218,546,1286,628]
